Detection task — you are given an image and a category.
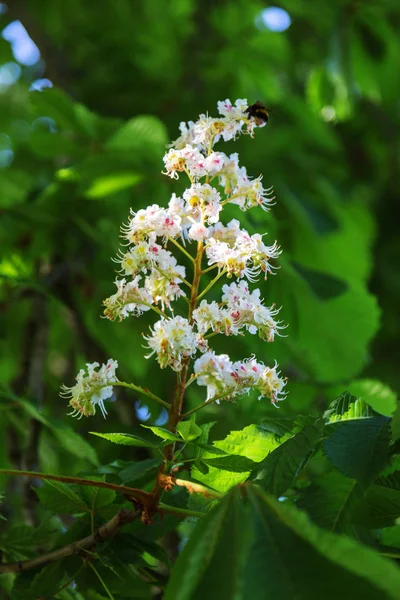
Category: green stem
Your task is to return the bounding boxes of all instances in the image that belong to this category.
[168,237,195,264]
[197,269,226,302]
[141,302,168,319]
[201,264,218,275]
[182,390,233,417]
[113,381,170,409]
[89,562,115,600]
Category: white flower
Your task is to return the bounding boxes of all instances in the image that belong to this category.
[194,352,236,400]
[206,220,281,281]
[122,204,182,243]
[222,280,284,341]
[188,222,210,242]
[163,145,208,180]
[203,152,226,175]
[144,316,199,371]
[60,359,118,418]
[103,278,152,322]
[230,176,275,212]
[255,361,287,404]
[183,183,222,224]
[144,264,186,308]
[193,300,240,336]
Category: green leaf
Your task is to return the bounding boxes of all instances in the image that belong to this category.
[142,426,181,442]
[392,404,400,442]
[365,484,400,528]
[245,486,400,600]
[258,417,296,438]
[324,392,360,421]
[346,380,397,417]
[166,485,400,600]
[90,432,157,448]
[195,421,217,458]
[203,455,257,473]
[324,416,391,486]
[85,172,142,198]
[292,261,349,299]
[76,476,116,511]
[35,480,88,514]
[177,417,202,442]
[119,458,161,485]
[192,424,280,493]
[298,471,364,534]
[31,561,67,597]
[106,115,167,156]
[0,525,36,561]
[164,487,252,600]
[250,422,323,495]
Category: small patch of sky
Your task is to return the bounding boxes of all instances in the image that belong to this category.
[255,6,291,33]
[2,20,40,66]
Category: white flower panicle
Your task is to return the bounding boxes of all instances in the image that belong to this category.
[62,98,287,416]
[60,360,118,418]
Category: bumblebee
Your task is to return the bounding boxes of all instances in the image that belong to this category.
[244,101,269,126]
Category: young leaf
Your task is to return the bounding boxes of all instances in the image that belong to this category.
[347,379,397,417]
[250,421,323,495]
[177,417,202,442]
[323,416,391,486]
[142,425,181,442]
[90,431,157,448]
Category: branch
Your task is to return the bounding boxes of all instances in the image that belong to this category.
[0,469,151,506]
[0,508,140,574]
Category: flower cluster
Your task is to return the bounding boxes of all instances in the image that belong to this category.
[60,360,118,418]
[193,352,286,405]
[193,280,284,341]
[62,98,287,416]
[144,316,207,372]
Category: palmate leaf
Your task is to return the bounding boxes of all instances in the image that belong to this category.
[165,484,400,600]
[250,421,323,495]
[323,416,391,486]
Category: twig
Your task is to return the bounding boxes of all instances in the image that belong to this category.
[0,469,151,505]
[0,508,140,574]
